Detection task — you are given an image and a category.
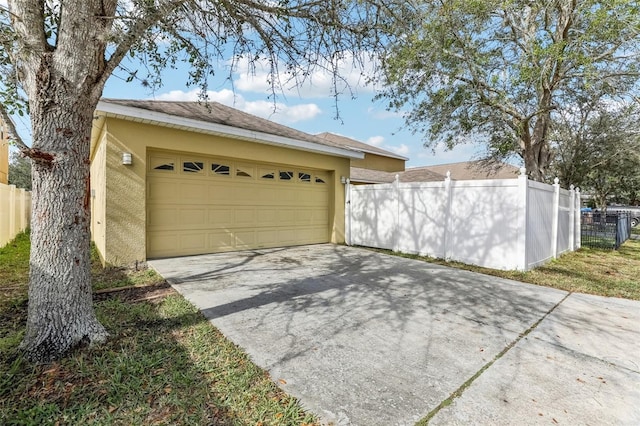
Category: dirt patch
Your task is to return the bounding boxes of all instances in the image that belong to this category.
[93,281,175,304]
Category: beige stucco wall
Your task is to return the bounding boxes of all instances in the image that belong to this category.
[91,116,350,265]
[351,153,405,172]
[0,118,9,184]
[89,128,107,261]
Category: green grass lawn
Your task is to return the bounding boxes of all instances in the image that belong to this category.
[0,232,317,425]
[373,238,640,300]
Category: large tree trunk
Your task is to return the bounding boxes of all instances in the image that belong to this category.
[19,88,107,363]
[523,137,551,182]
[8,0,120,363]
[523,94,553,182]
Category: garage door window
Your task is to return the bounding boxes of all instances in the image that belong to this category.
[279,171,294,180]
[315,176,326,184]
[183,161,204,173]
[236,166,254,178]
[212,163,230,176]
[260,168,275,179]
[150,155,176,172]
[299,172,311,183]
[154,162,174,171]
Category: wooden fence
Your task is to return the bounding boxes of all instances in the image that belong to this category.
[0,182,31,247]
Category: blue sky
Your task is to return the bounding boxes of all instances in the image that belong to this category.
[10,54,482,167]
[101,54,484,168]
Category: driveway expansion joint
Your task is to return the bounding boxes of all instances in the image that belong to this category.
[417,291,573,425]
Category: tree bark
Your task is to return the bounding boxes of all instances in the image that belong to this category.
[523,91,553,182]
[8,0,121,362]
[19,90,107,363]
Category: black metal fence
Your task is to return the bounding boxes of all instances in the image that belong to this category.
[581,212,632,249]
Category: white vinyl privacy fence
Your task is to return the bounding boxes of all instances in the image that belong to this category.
[0,183,31,248]
[346,171,581,271]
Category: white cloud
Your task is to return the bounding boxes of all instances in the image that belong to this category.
[366,136,385,147]
[389,144,410,156]
[343,133,409,158]
[242,99,322,124]
[154,88,321,124]
[367,107,404,120]
[231,53,378,99]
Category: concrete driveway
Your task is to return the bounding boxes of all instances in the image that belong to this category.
[149,244,640,425]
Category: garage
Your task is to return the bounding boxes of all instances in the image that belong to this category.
[146,150,331,258]
[90,99,359,265]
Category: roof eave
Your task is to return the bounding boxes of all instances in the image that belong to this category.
[359,148,409,161]
[96,100,364,160]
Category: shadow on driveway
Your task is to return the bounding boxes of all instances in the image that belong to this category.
[149,244,640,425]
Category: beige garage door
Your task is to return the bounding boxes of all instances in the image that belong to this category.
[146,150,331,258]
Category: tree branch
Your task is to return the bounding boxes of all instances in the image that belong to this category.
[0,103,29,150]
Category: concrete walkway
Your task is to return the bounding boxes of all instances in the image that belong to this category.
[149,244,640,425]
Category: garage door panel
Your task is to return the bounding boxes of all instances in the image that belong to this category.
[277,229,297,244]
[278,209,296,225]
[297,227,328,242]
[180,233,207,251]
[232,184,258,204]
[257,187,280,203]
[208,184,235,202]
[234,209,256,226]
[235,231,257,249]
[295,210,314,224]
[148,180,179,202]
[208,209,234,226]
[296,209,329,224]
[148,207,178,229]
[180,182,208,202]
[180,208,207,227]
[256,229,278,245]
[257,209,279,226]
[147,151,331,258]
[148,232,178,257]
[208,231,234,250]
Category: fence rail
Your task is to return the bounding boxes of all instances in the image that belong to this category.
[0,182,31,248]
[346,172,581,271]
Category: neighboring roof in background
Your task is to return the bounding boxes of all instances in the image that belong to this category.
[349,167,397,184]
[397,167,447,182]
[417,160,520,180]
[350,160,519,184]
[96,99,364,160]
[349,167,445,184]
[316,132,409,161]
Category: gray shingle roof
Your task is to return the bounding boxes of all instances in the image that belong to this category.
[416,160,520,180]
[350,160,518,184]
[316,132,409,160]
[349,167,397,183]
[350,167,445,183]
[100,99,357,153]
